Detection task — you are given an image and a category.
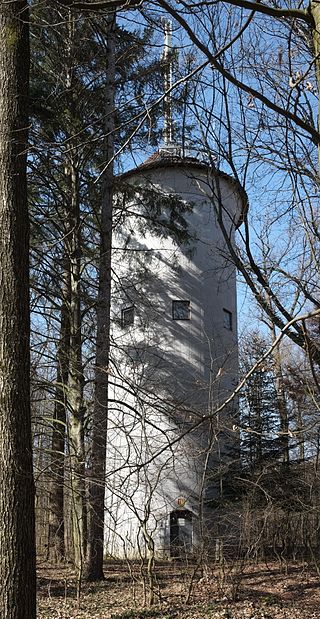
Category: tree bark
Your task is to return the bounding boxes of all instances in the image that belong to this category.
[62,10,87,580]
[0,2,36,618]
[67,153,87,578]
[85,15,115,581]
[48,272,70,563]
[271,333,290,466]
[311,0,320,171]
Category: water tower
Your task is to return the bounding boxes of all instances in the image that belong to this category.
[104,24,246,558]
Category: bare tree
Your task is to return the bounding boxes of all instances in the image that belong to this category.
[131,1,320,368]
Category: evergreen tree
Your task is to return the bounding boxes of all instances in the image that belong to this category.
[240,332,281,472]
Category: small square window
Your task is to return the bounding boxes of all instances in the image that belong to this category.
[223,308,232,331]
[172,300,190,320]
[121,306,134,327]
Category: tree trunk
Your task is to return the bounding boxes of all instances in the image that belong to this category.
[85,15,115,581]
[62,10,87,580]
[0,2,36,618]
[311,0,320,171]
[67,154,87,579]
[48,272,70,563]
[270,326,290,465]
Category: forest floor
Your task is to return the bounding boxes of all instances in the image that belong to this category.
[37,559,320,619]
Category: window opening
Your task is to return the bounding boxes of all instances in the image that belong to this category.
[223,308,232,331]
[121,306,134,327]
[172,300,190,320]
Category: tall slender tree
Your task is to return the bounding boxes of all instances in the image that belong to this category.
[85,15,116,581]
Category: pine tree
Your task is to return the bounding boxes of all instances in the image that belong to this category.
[240,332,281,472]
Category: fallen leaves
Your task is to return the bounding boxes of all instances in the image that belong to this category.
[37,561,320,619]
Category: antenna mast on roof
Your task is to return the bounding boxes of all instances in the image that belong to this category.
[162,19,174,145]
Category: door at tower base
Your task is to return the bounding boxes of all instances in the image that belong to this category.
[170,509,193,558]
[104,155,245,559]
[104,400,205,558]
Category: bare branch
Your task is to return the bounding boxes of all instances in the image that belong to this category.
[179,0,313,25]
[55,0,141,12]
[157,0,320,145]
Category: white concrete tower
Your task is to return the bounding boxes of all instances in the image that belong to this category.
[105,150,246,558]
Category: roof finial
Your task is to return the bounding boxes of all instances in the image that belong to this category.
[162,19,173,146]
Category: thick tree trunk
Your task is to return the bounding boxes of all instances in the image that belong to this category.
[85,16,115,581]
[0,2,36,618]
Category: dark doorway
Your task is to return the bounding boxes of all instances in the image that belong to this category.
[170,509,193,558]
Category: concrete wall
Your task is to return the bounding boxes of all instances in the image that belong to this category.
[105,161,242,558]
